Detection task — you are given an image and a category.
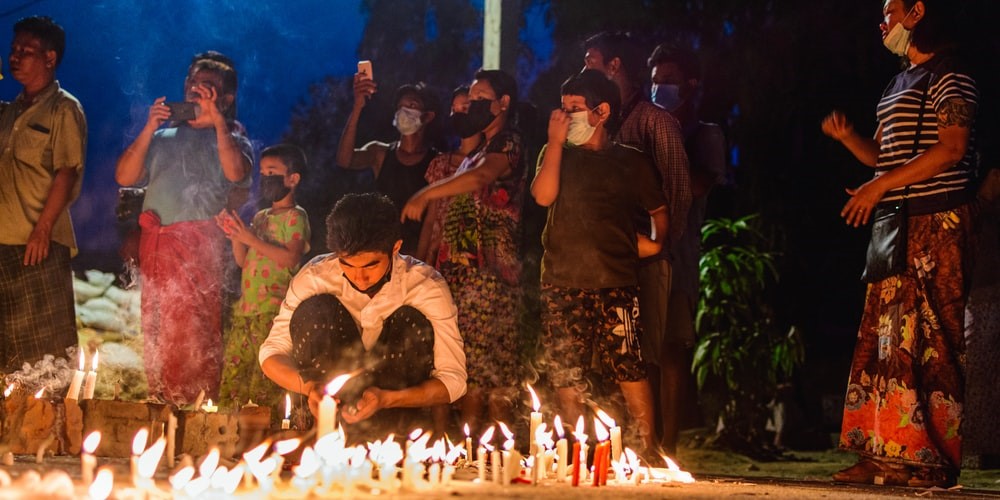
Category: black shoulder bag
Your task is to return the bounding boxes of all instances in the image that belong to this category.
[860,76,929,283]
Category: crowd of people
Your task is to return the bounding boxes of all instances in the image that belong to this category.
[0,0,987,487]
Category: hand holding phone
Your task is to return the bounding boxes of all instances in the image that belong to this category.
[357,60,373,81]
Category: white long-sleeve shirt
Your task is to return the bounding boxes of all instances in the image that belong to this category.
[259,253,467,402]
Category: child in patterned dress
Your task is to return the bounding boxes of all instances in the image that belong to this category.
[216,144,310,409]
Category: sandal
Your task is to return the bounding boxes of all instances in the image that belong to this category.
[873,463,912,486]
[832,459,882,484]
[907,467,957,488]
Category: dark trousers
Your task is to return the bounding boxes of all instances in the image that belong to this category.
[289,294,435,442]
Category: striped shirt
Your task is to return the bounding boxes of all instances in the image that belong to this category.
[876,55,978,207]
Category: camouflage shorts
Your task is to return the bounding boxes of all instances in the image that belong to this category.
[540,284,646,387]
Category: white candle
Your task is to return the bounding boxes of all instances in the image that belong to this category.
[166,413,177,467]
[130,428,149,486]
[477,425,494,483]
[281,393,291,430]
[596,408,622,463]
[464,423,472,462]
[82,351,99,400]
[81,431,101,485]
[318,374,352,438]
[556,437,568,481]
[201,398,218,413]
[477,446,487,482]
[526,384,542,456]
[491,449,501,485]
[66,351,85,400]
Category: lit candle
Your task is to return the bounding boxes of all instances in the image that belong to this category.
[130,428,148,486]
[477,426,494,483]
[554,415,568,482]
[491,448,501,485]
[81,430,101,485]
[137,437,167,489]
[318,374,352,438]
[464,423,472,463]
[82,351,98,400]
[593,417,609,487]
[526,384,542,456]
[201,398,218,413]
[498,421,514,485]
[596,408,622,464]
[281,393,291,430]
[66,351,85,400]
[89,467,114,500]
[624,447,642,485]
[572,415,588,486]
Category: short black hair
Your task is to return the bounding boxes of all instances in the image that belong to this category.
[260,143,307,177]
[14,16,65,66]
[325,193,401,256]
[903,0,959,54]
[473,68,518,109]
[187,50,239,120]
[582,31,644,88]
[394,82,441,117]
[647,43,700,81]
[561,69,622,134]
[452,85,470,101]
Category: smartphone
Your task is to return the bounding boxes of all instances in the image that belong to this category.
[165,102,199,121]
[357,60,373,81]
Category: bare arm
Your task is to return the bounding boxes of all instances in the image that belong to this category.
[116,97,169,186]
[531,109,571,207]
[336,74,385,173]
[637,207,668,258]
[822,111,882,168]
[217,210,306,269]
[340,379,451,424]
[23,167,78,266]
[400,152,510,221]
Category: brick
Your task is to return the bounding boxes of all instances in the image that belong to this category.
[0,392,57,454]
[236,406,271,456]
[177,411,239,459]
[80,399,172,457]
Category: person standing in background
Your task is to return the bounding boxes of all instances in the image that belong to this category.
[0,16,86,374]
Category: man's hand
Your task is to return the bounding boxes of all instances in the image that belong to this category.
[841,179,888,227]
[352,73,377,111]
[340,387,386,424]
[23,224,51,266]
[145,97,171,133]
[190,83,225,128]
[303,380,323,419]
[400,191,429,222]
[547,109,571,145]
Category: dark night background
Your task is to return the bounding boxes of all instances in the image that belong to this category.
[2,0,997,429]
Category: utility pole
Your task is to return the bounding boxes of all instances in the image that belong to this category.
[483,0,521,75]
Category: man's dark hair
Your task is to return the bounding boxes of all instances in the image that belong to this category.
[261,143,307,177]
[561,69,622,134]
[394,82,441,119]
[14,16,65,66]
[647,43,700,81]
[903,0,959,54]
[452,85,470,101]
[325,193,401,256]
[187,51,238,120]
[583,31,644,89]
[473,68,518,110]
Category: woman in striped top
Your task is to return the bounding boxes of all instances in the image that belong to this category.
[821,0,977,489]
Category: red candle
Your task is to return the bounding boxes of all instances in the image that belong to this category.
[591,443,604,487]
[600,443,611,485]
[571,442,581,486]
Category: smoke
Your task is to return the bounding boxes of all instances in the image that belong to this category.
[4,347,79,396]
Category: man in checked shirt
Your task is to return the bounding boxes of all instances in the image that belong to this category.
[584,31,692,455]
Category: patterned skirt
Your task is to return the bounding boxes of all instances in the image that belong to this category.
[840,204,974,470]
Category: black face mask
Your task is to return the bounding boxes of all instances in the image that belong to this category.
[450,112,482,139]
[465,99,497,134]
[260,174,291,202]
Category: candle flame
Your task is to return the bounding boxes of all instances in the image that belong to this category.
[169,466,194,490]
[246,457,276,482]
[479,425,495,446]
[88,468,114,499]
[184,476,211,497]
[408,427,424,441]
[243,440,271,464]
[554,415,565,438]
[284,393,291,419]
[91,350,99,371]
[223,465,243,494]
[573,415,588,443]
[498,421,514,440]
[199,448,220,478]
[138,438,166,478]
[535,422,555,450]
[131,428,149,456]
[274,437,302,455]
[663,454,681,471]
[464,423,470,437]
[295,447,319,478]
[33,386,45,399]
[324,373,353,396]
[526,383,540,411]
[209,465,230,490]
[595,408,616,428]
[593,417,609,442]
[3,383,13,398]
[83,431,101,454]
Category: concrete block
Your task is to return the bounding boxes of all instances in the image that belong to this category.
[80,399,172,457]
[177,411,239,459]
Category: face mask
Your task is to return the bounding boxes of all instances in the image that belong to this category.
[651,83,683,111]
[260,174,291,202]
[393,107,423,136]
[566,109,598,145]
[450,112,481,139]
[466,99,497,133]
[883,7,915,56]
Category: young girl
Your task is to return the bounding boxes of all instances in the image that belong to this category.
[216,144,310,409]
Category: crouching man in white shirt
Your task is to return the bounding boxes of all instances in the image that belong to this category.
[259,192,466,442]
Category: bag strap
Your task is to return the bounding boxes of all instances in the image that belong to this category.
[904,74,932,199]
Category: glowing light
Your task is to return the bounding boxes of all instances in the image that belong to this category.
[210,465,230,489]
[325,373,353,395]
[137,438,166,478]
[294,447,320,478]
[3,383,14,398]
[224,465,243,494]
[284,393,291,419]
[593,417,609,442]
[479,425,496,449]
[275,438,302,456]
[83,431,101,454]
[91,350,99,371]
[88,468,114,500]
[169,466,194,490]
[526,383,541,412]
[573,415,587,444]
[131,428,149,456]
[198,448,220,478]
[78,350,85,370]
[595,408,616,428]
[33,387,44,399]
[243,440,271,464]
[554,415,565,438]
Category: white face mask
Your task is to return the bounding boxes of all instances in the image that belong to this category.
[651,83,683,111]
[393,107,423,136]
[883,6,915,56]
[566,110,598,145]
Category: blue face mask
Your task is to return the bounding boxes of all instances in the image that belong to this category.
[651,83,683,111]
